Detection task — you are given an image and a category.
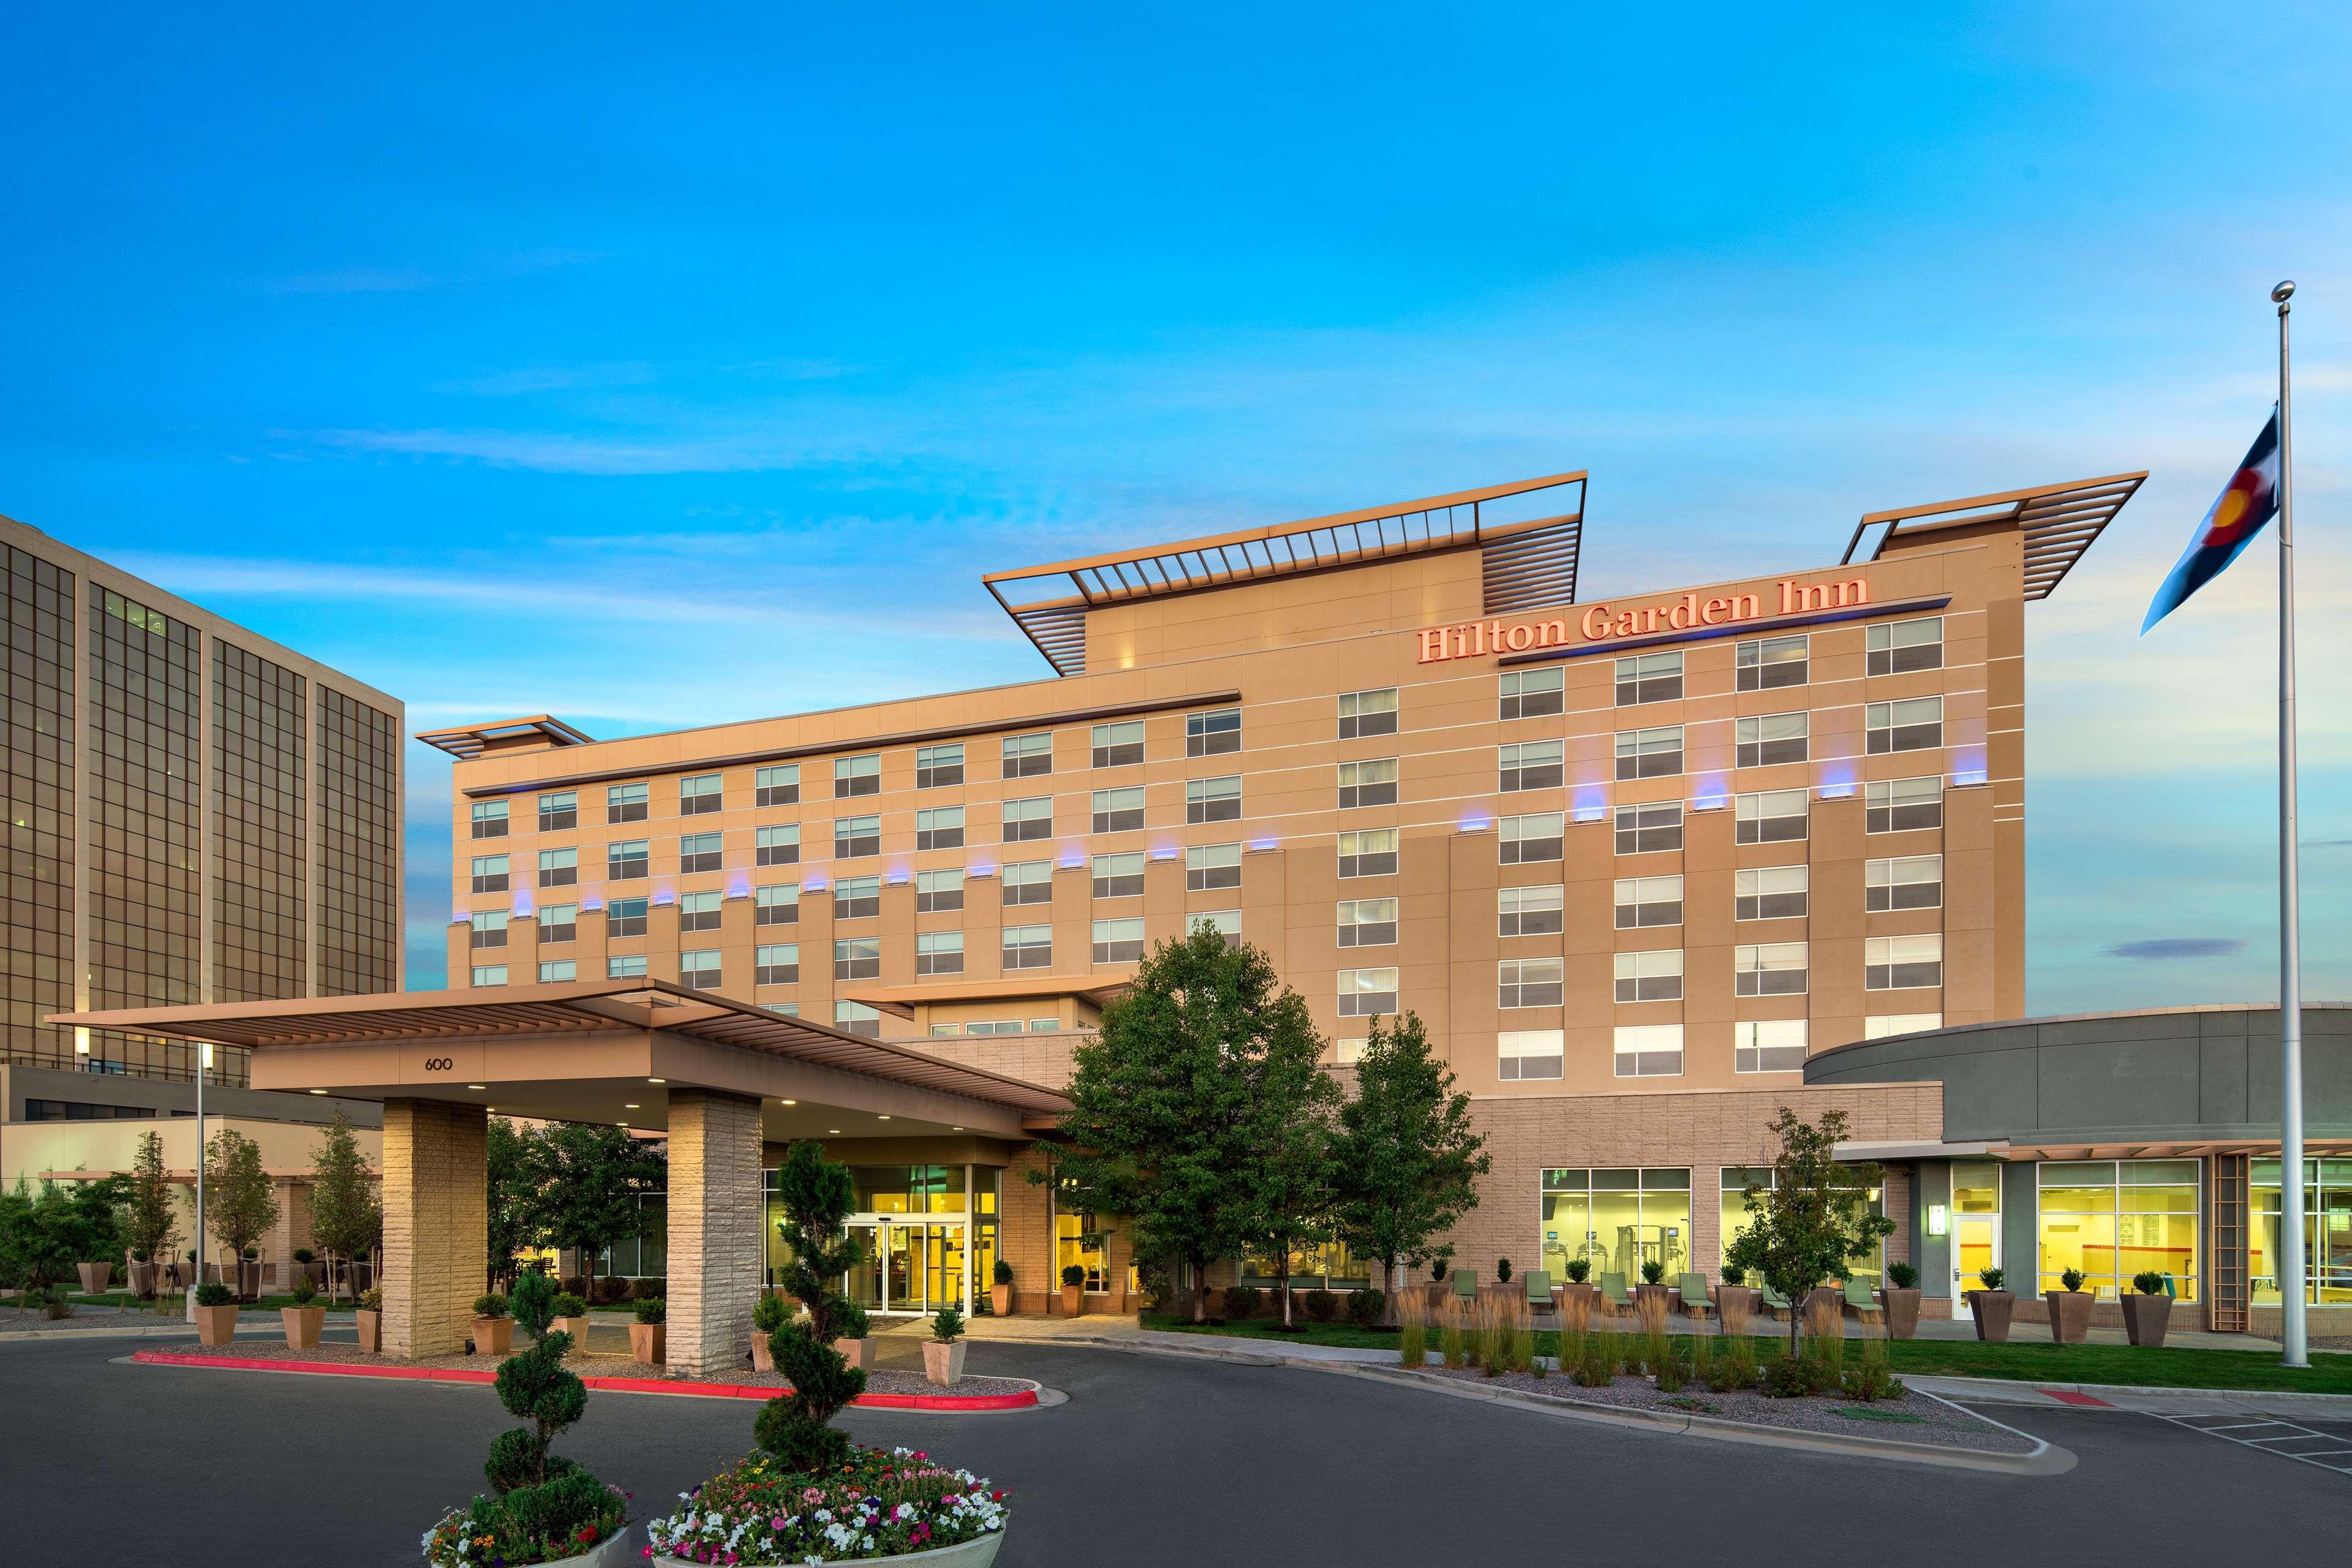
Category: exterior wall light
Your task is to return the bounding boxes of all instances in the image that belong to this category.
[1928,1203,1949,1237]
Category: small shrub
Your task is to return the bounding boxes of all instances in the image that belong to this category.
[1978,1266,2005,1291]
[552,1292,589,1319]
[1887,1261,1920,1290]
[835,1300,871,1340]
[359,1286,383,1312]
[473,1294,510,1320]
[1758,1353,1821,1398]
[930,1306,965,1343]
[1564,1258,1590,1284]
[1223,1284,1261,1320]
[1841,1336,1904,1401]
[630,1276,668,1302]
[1397,1292,1427,1368]
[2132,1270,2167,1296]
[1061,1264,1087,1289]
[195,1282,233,1308]
[511,1270,556,1337]
[1574,1333,1616,1387]
[992,1259,1015,1286]
[631,1297,665,1325]
[1640,1259,1665,1285]
[1346,1287,1384,1329]
[594,1275,630,1305]
[288,1274,317,1306]
[1495,1256,1513,1283]
[1712,1331,1759,1392]
[291,1247,315,1265]
[1302,1287,1338,1323]
[2060,1267,2087,1293]
[751,1294,786,1334]
[1655,1336,1694,1393]
[1428,1256,1449,1284]
[559,1276,587,1298]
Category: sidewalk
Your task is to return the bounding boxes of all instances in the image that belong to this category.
[1904,1373,2352,1419]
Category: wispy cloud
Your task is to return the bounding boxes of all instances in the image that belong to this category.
[292,424,848,475]
[429,363,657,397]
[262,247,600,297]
[2103,938,2247,960]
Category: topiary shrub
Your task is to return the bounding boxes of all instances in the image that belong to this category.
[1222,1283,1261,1319]
[2060,1267,2087,1293]
[484,1331,586,1493]
[1302,1287,1338,1323]
[1565,1258,1590,1284]
[1640,1259,1665,1285]
[756,1139,870,1474]
[1887,1261,1920,1290]
[2132,1270,2167,1296]
[992,1259,1014,1286]
[510,1269,556,1338]
[1496,1257,1513,1283]
[1345,1287,1384,1329]
[473,1293,510,1320]
[1060,1263,1087,1290]
[1978,1267,2005,1291]
[426,1334,626,1568]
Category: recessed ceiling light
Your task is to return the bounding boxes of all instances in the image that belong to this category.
[307,1089,327,1095]
[951,1126,964,1132]
[876,1115,891,1121]
[616,1121,629,1127]
[624,1102,640,1110]
[780,1098,797,1106]
[828,1128,842,1134]
[648,1077,665,1084]
[467,1084,486,1091]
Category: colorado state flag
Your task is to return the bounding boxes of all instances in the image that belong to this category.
[2142,410,2281,633]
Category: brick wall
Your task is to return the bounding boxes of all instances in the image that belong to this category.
[668,1089,764,1378]
[382,1099,488,1357]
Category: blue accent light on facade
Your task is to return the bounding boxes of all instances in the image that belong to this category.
[1250,836,1281,851]
[651,886,676,907]
[511,889,533,918]
[726,872,753,899]
[580,892,605,913]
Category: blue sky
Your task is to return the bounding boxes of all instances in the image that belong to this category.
[3,4,2346,1008]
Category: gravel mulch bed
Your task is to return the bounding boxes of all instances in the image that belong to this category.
[1420,1364,2037,1453]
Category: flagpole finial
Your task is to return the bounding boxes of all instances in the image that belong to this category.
[2272,280,2296,306]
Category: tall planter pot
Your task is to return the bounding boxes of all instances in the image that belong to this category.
[1967,1289,2015,1342]
[194,1304,239,1347]
[835,1335,874,1371]
[127,1261,158,1298]
[1632,1282,1672,1314]
[235,1259,263,1299]
[77,1262,111,1296]
[1711,1284,1759,1329]
[2045,1289,2094,1344]
[1058,1283,1084,1317]
[2120,1292,2174,1348]
[1880,1286,1922,1340]
[554,1314,594,1353]
[281,1305,326,1350]
[750,1332,774,1373]
[629,1324,666,1365]
[990,1283,1012,1317]
[354,1309,382,1354]
[1558,1281,1600,1323]
[473,1316,514,1356]
[923,1339,968,1387]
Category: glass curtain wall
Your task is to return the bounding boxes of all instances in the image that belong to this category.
[2253,1158,2352,1305]
[2037,1159,2200,1301]
[1543,1169,1691,1283]
[1719,1168,1884,1287]
[1240,1240,1371,1293]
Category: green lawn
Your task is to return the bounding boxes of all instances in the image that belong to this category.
[1140,1311,1401,1349]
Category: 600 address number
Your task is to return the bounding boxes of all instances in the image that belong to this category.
[422,1057,455,1072]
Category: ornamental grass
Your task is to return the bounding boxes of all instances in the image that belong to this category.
[1396,1291,1428,1369]
[1803,1297,1847,1389]
[1476,1294,1533,1377]
[1711,1304,1758,1392]
[1438,1304,1468,1368]
[645,1446,1009,1566]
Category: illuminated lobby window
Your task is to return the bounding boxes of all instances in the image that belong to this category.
[2040,1159,2199,1302]
[2252,1159,2352,1306]
[1723,1166,1880,1286]
[1545,1167,1692,1284]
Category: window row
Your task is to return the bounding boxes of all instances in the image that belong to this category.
[1486,937,1945,1006]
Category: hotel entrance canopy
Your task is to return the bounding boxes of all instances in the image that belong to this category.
[51,979,1069,1142]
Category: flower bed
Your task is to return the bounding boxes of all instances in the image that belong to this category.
[423,1475,630,1566]
[646,1446,1008,1564]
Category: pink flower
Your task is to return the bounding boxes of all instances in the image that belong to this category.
[772,1519,786,1531]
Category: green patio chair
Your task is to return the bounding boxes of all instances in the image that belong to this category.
[1521,1269,1555,1313]
[1450,1268,1478,1300]
[1760,1283,1793,1320]
[1598,1272,1633,1316]
[1844,1277,1884,1322]
[1676,1273,1714,1318]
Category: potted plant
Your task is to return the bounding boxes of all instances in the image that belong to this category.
[552,1292,593,1354]
[422,1330,632,1568]
[1058,1263,1086,1317]
[1967,1266,2014,1342]
[1634,1257,1672,1311]
[281,1273,326,1349]
[194,1281,238,1347]
[991,1259,1014,1317]
[2121,1270,2174,1347]
[648,1446,1008,1566]
[628,1297,666,1365]
[355,1286,383,1353]
[76,1259,111,1297]
[2046,1267,2094,1343]
[1881,1261,1923,1340]
[750,1293,786,1373]
[474,1293,516,1356]
[834,1299,873,1371]
[127,1250,157,1300]
[924,1306,968,1387]
[1559,1257,1599,1316]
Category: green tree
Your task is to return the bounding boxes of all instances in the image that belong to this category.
[203,1129,279,1292]
[1235,995,1340,1329]
[1723,1108,1896,1356]
[487,1116,544,1291]
[485,1328,589,1493]
[307,1109,378,1303]
[525,1123,662,1302]
[1049,925,1324,1322]
[1331,1012,1490,1293]
[0,1177,127,1297]
[755,1139,868,1472]
[123,1131,181,1276]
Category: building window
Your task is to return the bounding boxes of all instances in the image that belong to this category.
[1091,852,1145,899]
[1187,843,1242,890]
[1615,725,1683,780]
[1092,918,1145,963]
[538,847,578,888]
[1736,712,1808,767]
[469,911,508,949]
[755,884,799,926]
[607,783,648,824]
[1866,696,1943,753]
[537,960,576,984]
[1733,941,1809,996]
[1612,949,1683,1003]
[1613,875,1683,929]
[827,815,876,859]
[538,791,578,832]
[2251,1160,2349,1306]
[1338,687,1398,739]
[1003,732,1054,778]
[1338,758,1398,809]
[471,801,509,839]
[1615,650,1683,706]
[1499,741,1564,793]
[678,890,721,932]
[1187,775,1242,824]
[1091,787,1145,834]
[915,869,963,913]
[1337,897,1397,948]
[1499,1030,1565,1081]
[915,931,963,976]
[1499,667,1563,720]
[1867,775,1945,833]
[1734,865,1808,920]
[1736,1019,1807,1074]
[1002,861,1052,907]
[755,824,801,865]
[1724,1167,1879,1285]
[608,954,647,979]
[1335,1036,1368,1066]
[1189,909,1241,948]
[756,943,801,985]
[470,854,510,895]
[1338,827,1398,878]
[834,937,881,981]
[1003,924,1052,970]
[1615,802,1683,855]
[2045,1159,2201,1303]
[1499,956,1565,1008]
[1735,788,1808,845]
[834,876,881,921]
[680,832,723,874]
[915,744,964,789]
[1338,967,1398,1016]
[1545,1167,1694,1281]
[915,807,964,852]
[533,902,576,943]
[1868,616,1943,676]
[1499,812,1564,864]
[1613,1025,1684,1078]
[1499,883,1564,937]
[680,773,723,815]
[1002,796,1052,842]
[1865,1012,1941,1039]
[608,839,650,881]
[1866,854,1944,911]
[1186,707,1241,756]
[1736,634,1807,691]
[835,1000,882,1038]
[755,764,800,807]
[680,951,722,990]
[1865,934,1943,990]
[834,754,880,797]
[1092,720,1145,768]
[472,964,508,987]
[608,897,649,938]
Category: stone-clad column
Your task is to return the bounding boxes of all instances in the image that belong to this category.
[382,1099,488,1358]
[668,1089,764,1378]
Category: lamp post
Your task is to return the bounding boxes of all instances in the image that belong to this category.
[187,1041,211,1322]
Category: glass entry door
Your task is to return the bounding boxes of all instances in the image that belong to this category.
[845,1223,883,1311]
[842,1219,968,1314]
[1953,1216,2000,1314]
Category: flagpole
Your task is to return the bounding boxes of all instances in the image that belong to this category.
[2272,278,2307,1369]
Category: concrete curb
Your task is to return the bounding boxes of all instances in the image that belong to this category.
[1021,1332,2072,1474]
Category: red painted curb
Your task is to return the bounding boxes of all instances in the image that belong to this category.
[2036,1387,2113,1408]
[127,1349,1038,1410]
